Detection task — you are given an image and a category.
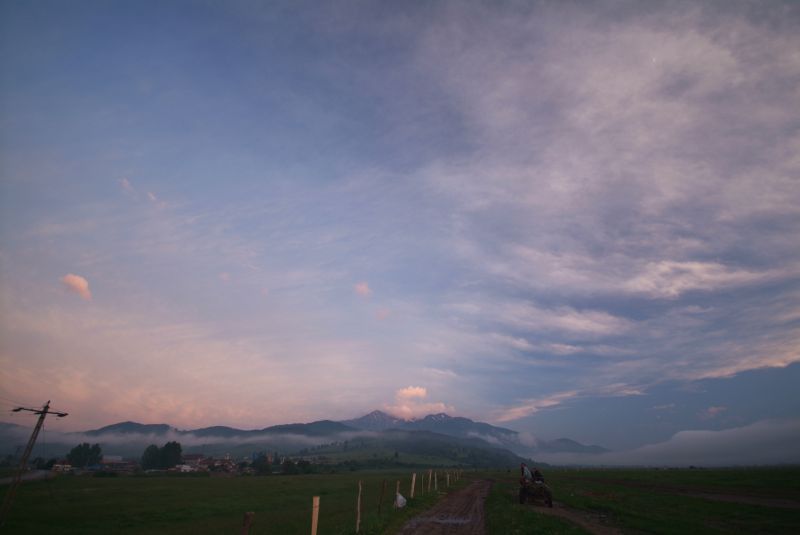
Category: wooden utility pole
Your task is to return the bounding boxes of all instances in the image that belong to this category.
[0,400,68,526]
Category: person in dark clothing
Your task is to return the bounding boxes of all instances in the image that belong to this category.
[519,463,553,507]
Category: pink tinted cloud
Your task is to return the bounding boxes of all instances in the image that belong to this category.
[61,274,92,300]
[699,406,727,420]
[354,281,372,297]
[375,308,391,320]
[386,386,455,419]
[397,386,427,399]
[119,177,134,193]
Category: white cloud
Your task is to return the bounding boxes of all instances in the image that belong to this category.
[495,390,579,422]
[147,191,167,209]
[452,300,632,337]
[625,261,778,299]
[60,273,92,300]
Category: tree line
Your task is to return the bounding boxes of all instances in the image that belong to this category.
[140,441,182,470]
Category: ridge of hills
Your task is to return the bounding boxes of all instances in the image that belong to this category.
[0,411,607,464]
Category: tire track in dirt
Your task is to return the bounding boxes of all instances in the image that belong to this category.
[395,479,492,535]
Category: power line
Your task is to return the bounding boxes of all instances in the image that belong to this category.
[0,394,38,407]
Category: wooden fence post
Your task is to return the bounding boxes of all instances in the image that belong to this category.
[410,473,416,499]
[434,471,438,491]
[394,480,400,507]
[311,496,320,535]
[356,480,362,533]
[241,512,255,535]
[447,472,450,487]
[428,469,432,492]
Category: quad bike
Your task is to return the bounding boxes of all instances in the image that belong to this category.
[519,478,553,507]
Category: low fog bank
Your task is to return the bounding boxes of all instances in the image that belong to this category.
[535,419,800,467]
[0,425,379,457]
[73,429,377,448]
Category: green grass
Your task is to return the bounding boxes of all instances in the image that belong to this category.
[1,470,467,534]
[5,468,800,534]
[0,468,18,478]
[551,466,800,497]
[546,467,800,534]
[485,475,588,534]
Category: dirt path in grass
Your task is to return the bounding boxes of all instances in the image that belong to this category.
[536,502,623,535]
[395,479,621,535]
[395,479,492,535]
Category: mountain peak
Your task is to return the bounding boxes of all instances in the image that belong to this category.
[365,410,404,420]
[341,410,408,431]
[421,412,453,421]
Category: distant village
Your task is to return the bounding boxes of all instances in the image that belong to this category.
[2,441,349,477]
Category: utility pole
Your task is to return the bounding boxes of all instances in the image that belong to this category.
[0,400,68,526]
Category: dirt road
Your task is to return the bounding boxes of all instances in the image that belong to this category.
[395,479,492,535]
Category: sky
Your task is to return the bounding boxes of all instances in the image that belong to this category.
[1,0,799,462]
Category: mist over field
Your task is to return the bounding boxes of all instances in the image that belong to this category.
[536,419,800,467]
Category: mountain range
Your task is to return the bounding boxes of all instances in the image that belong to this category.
[0,411,606,464]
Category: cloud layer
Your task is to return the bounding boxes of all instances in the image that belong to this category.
[0,1,797,460]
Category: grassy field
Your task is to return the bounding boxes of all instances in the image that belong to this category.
[3,467,800,534]
[485,476,588,535]
[485,466,800,534]
[1,470,465,534]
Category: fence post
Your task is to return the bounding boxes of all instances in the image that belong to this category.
[311,496,320,535]
[447,472,450,487]
[434,471,438,491]
[394,480,400,507]
[410,473,416,499]
[356,480,362,533]
[428,469,432,492]
[242,512,255,535]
